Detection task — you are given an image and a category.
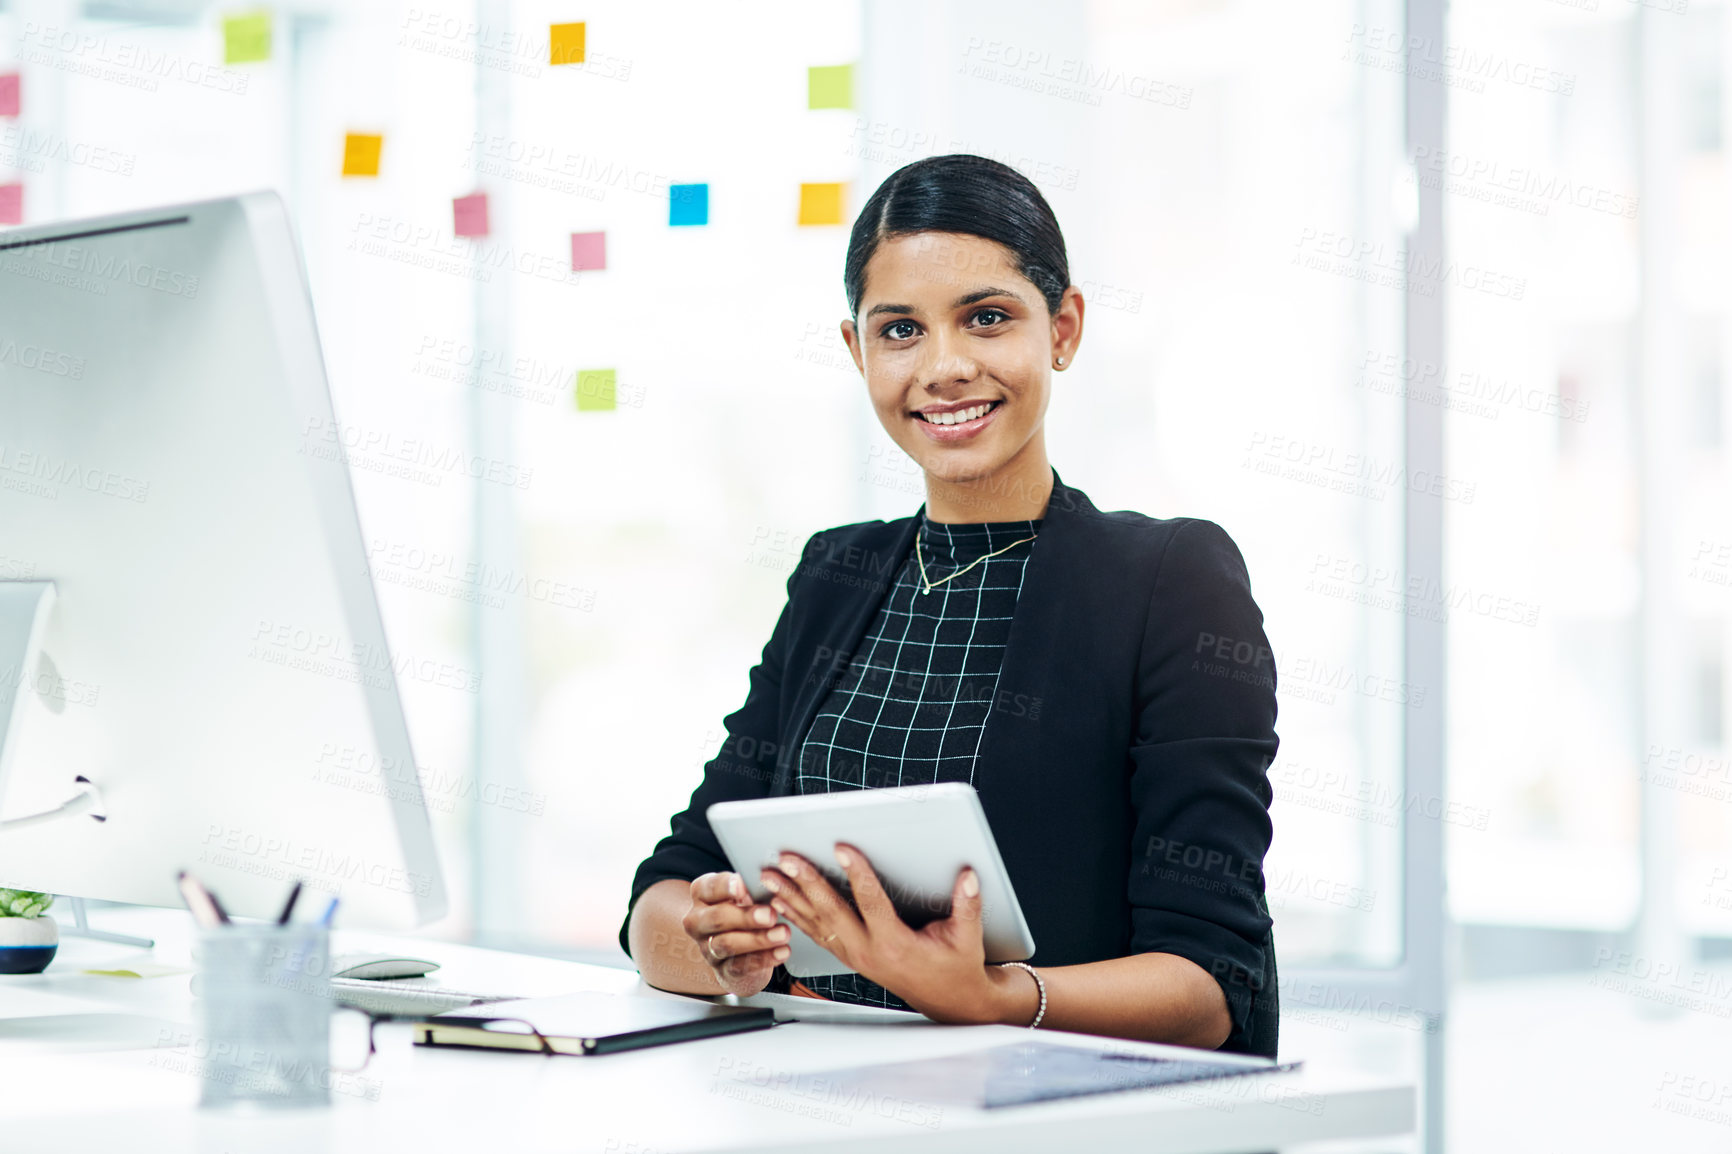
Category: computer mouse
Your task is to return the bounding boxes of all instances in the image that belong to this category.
[330,952,441,980]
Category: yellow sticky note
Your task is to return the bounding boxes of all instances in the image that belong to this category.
[808,64,853,110]
[798,182,845,226]
[342,133,383,177]
[575,369,616,412]
[222,10,272,65]
[550,22,586,65]
[83,962,193,979]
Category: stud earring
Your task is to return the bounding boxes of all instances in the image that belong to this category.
[1055,356,1066,367]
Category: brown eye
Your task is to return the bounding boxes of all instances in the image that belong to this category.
[883,321,917,341]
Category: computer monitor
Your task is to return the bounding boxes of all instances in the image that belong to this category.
[0,191,447,928]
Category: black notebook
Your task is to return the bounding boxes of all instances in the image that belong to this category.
[411,992,775,1056]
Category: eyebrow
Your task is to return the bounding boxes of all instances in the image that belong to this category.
[864,286,1027,321]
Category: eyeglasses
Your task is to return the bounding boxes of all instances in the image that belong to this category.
[328,1008,556,1072]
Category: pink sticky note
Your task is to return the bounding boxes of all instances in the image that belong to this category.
[0,184,21,226]
[0,74,18,118]
[570,231,606,271]
[453,191,489,238]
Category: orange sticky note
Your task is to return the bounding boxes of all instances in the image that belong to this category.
[798,182,845,226]
[550,23,586,65]
[454,192,490,237]
[342,133,383,177]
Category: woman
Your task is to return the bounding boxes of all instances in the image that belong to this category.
[619,154,1280,1057]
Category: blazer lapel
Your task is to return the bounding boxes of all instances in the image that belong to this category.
[971,469,1097,797]
[771,511,919,796]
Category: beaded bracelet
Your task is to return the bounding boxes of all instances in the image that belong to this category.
[998,961,1046,1028]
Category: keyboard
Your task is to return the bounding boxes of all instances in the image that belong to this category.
[329,977,516,1017]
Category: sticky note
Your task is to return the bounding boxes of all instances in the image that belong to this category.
[550,22,586,65]
[669,183,708,227]
[570,231,606,270]
[808,64,853,110]
[454,192,490,237]
[0,183,21,226]
[83,962,192,979]
[0,73,19,118]
[342,133,383,177]
[798,182,845,226]
[575,369,616,412]
[222,10,272,65]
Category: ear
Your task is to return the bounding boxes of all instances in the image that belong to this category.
[1051,285,1085,368]
[839,319,866,377]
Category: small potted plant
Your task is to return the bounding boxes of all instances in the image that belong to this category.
[0,890,57,974]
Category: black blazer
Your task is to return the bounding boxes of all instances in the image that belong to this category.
[619,468,1280,1056]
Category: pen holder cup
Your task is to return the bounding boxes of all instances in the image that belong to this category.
[192,923,333,1108]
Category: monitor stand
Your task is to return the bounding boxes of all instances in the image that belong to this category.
[61,897,154,950]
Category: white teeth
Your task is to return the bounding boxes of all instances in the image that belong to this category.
[921,403,993,425]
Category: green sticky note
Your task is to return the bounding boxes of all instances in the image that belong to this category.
[576,369,616,411]
[808,64,853,110]
[223,10,272,65]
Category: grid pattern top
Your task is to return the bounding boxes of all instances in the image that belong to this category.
[791,509,1041,1008]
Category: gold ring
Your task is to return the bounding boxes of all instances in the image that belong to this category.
[704,935,722,962]
[822,933,838,943]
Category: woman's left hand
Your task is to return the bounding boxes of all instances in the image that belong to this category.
[761,843,1015,1024]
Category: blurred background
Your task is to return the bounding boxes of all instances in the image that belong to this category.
[3,0,1728,1149]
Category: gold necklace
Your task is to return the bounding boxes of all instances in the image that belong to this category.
[915,526,1038,595]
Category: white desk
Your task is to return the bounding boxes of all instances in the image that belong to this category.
[0,909,1412,1153]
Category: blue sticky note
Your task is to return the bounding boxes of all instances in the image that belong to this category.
[669,183,708,227]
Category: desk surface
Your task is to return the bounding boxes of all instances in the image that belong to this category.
[0,909,1412,1153]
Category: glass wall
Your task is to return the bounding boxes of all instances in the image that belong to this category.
[1444,0,1730,940]
[506,0,1414,966]
[4,0,1423,968]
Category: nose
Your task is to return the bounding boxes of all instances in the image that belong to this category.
[918,324,977,392]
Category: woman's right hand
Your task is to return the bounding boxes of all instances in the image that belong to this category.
[682,871,791,997]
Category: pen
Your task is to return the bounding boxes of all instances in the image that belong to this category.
[318,896,340,927]
[176,870,229,928]
[275,880,303,925]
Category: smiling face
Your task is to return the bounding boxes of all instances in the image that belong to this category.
[841,231,1083,505]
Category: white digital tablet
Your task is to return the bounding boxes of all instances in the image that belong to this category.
[706,782,1036,978]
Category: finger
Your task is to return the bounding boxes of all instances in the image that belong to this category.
[718,943,791,984]
[760,867,825,942]
[776,852,856,925]
[705,924,792,960]
[761,862,818,924]
[689,899,779,938]
[952,865,982,927]
[725,873,754,907]
[770,895,834,954]
[690,872,739,905]
[928,866,983,949]
[833,843,899,928]
[772,854,865,959]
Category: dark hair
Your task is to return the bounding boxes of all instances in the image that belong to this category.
[842,154,1070,320]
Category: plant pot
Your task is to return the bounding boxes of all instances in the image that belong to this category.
[0,915,57,974]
